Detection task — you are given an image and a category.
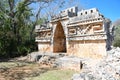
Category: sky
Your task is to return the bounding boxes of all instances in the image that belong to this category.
[79,0,120,22]
[31,0,120,22]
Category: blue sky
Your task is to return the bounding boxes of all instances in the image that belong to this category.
[79,0,120,22]
[31,0,120,22]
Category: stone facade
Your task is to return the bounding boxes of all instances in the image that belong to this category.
[35,6,113,58]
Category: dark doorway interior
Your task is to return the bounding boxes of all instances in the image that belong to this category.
[53,22,67,53]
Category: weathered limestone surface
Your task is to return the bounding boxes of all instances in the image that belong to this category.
[56,56,84,71]
[38,42,51,52]
[67,40,106,58]
[35,6,113,58]
[71,47,120,80]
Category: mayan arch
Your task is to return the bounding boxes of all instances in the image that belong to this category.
[35,6,113,58]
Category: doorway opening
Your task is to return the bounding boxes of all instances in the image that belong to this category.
[53,22,67,53]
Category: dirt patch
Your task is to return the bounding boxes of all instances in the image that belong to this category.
[0,61,54,80]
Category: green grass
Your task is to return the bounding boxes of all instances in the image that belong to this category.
[0,61,78,80]
[0,62,18,68]
[25,69,77,80]
[0,61,34,69]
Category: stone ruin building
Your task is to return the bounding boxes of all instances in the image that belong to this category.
[35,6,113,58]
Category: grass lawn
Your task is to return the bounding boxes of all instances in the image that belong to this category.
[0,61,78,80]
[25,69,77,80]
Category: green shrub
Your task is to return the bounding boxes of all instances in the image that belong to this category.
[113,25,120,47]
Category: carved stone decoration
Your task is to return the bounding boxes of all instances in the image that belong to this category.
[35,7,113,58]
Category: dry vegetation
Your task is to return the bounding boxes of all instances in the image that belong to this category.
[0,59,77,80]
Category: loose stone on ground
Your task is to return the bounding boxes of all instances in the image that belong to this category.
[72,47,120,80]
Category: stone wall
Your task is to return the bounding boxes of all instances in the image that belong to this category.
[38,42,51,52]
[35,7,112,59]
[67,40,106,58]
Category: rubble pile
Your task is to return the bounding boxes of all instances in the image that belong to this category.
[28,52,65,68]
[72,47,120,80]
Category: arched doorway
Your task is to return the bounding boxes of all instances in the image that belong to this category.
[53,22,67,53]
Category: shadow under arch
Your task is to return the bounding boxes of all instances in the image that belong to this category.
[53,21,67,53]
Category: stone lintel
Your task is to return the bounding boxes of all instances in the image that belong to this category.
[50,16,69,23]
[35,39,51,42]
[67,18,103,27]
[67,34,107,41]
[35,37,51,42]
[35,28,51,32]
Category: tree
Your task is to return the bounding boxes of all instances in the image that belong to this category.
[113,25,120,47]
[0,0,35,57]
[0,0,63,58]
[113,19,120,47]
